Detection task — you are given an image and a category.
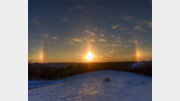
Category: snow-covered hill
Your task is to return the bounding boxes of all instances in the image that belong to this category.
[28,70,152,101]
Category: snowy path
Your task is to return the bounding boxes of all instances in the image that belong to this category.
[29,70,152,101]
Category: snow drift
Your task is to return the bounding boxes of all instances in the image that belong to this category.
[29,70,152,101]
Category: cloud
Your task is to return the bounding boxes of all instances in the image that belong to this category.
[99,33,105,37]
[51,36,58,40]
[42,34,49,38]
[148,21,152,28]
[138,21,152,29]
[121,16,133,20]
[124,31,132,34]
[71,38,83,42]
[85,30,97,36]
[76,6,83,9]
[98,38,106,42]
[61,18,69,21]
[111,35,115,38]
[45,41,50,44]
[31,48,35,51]
[123,45,131,48]
[41,34,59,41]
[90,39,96,42]
[117,40,122,43]
[110,49,115,54]
[94,28,98,31]
[119,27,128,31]
[133,25,142,30]
[30,38,35,42]
[55,42,59,45]
[102,44,111,47]
[128,40,138,44]
[111,44,118,47]
[69,42,75,45]
[112,24,118,29]
[69,6,84,11]
[116,36,121,40]
[116,37,122,43]
[119,27,132,34]
[69,37,84,45]
[32,20,41,24]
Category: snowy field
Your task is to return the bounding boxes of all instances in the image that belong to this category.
[29,70,152,101]
[29,80,60,89]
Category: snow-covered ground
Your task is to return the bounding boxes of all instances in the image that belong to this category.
[29,70,152,101]
[29,80,60,89]
[131,62,152,68]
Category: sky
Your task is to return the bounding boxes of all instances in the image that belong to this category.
[28,0,152,63]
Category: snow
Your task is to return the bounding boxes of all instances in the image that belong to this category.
[29,70,152,101]
[131,62,151,68]
[28,80,60,89]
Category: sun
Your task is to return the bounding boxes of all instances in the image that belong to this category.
[85,52,94,62]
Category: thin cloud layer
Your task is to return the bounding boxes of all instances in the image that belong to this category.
[85,30,97,36]
[112,24,118,29]
[71,38,83,42]
[133,25,142,31]
[61,18,69,21]
[121,16,133,20]
[51,36,58,40]
[98,38,106,42]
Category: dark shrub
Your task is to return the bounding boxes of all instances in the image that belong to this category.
[103,78,110,82]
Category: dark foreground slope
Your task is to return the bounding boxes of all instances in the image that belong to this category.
[28,61,152,80]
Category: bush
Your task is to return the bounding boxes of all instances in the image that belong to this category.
[103,78,110,82]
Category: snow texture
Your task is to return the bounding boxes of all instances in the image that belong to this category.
[29,80,60,89]
[29,70,152,101]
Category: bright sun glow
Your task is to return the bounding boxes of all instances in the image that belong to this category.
[40,51,44,63]
[85,52,94,62]
[136,50,140,61]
